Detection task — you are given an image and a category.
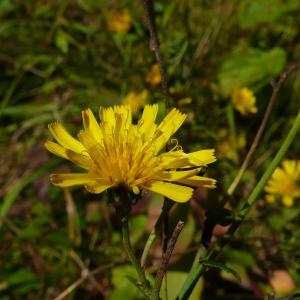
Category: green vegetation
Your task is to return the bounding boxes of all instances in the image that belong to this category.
[1,0,300,299]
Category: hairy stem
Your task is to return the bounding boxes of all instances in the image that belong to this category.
[121,216,152,298]
[153,220,184,299]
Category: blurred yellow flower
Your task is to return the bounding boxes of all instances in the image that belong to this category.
[122,90,148,113]
[231,87,257,115]
[217,133,247,163]
[217,131,246,163]
[45,104,217,203]
[178,97,192,105]
[169,85,184,94]
[146,64,161,86]
[265,160,300,206]
[107,8,132,33]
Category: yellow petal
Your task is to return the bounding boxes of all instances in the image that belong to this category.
[115,111,129,135]
[160,149,216,169]
[99,106,116,129]
[82,108,103,141]
[48,122,85,153]
[78,129,98,150]
[282,160,298,177]
[114,105,132,130]
[139,104,158,136]
[177,176,217,189]
[66,149,92,170]
[296,161,300,175]
[188,149,217,166]
[78,131,112,177]
[50,173,98,187]
[132,186,140,194]
[282,195,294,207]
[122,90,148,113]
[143,181,193,202]
[44,140,68,159]
[85,180,115,194]
[160,151,190,168]
[156,167,202,181]
[45,140,92,170]
[153,108,186,152]
[264,185,277,194]
[266,195,275,203]
[271,168,285,181]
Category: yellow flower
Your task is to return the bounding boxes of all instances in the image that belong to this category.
[217,131,246,163]
[231,87,257,115]
[264,160,300,206]
[45,104,216,203]
[122,90,148,113]
[107,8,132,33]
[178,97,192,106]
[146,64,161,86]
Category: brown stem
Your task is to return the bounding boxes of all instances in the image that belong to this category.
[227,60,300,196]
[153,220,184,298]
[141,0,170,113]
[141,1,174,288]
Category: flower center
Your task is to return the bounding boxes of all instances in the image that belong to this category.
[90,130,161,189]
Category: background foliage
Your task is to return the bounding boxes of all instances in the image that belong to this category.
[1,0,300,299]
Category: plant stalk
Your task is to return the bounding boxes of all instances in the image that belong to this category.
[141,200,173,268]
[121,216,152,298]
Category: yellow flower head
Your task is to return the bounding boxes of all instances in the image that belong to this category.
[107,8,132,33]
[231,87,257,116]
[264,160,300,206]
[178,97,192,106]
[122,90,148,113]
[216,130,246,163]
[146,64,161,86]
[45,104,217,203]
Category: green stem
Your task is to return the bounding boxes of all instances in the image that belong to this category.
[141,200,173,268]
[189,245,207,275]
[163,275,168,300]
[177,109,300,300]
[121,217,151,298]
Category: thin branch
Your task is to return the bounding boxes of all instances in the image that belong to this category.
[63,188,81,245]
[227,60,300,196]
[153,220,184,299]
[69,250,104,294]
[53,263,116,300]
[141,0,170,113]
[0,53,47,78]
[53,275,87,300]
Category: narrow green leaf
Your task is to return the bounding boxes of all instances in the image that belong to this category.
[0,161,58,230]
[201,260,241,282]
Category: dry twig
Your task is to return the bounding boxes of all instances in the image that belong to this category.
[141,0,170,113]
[153,220,184,298]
